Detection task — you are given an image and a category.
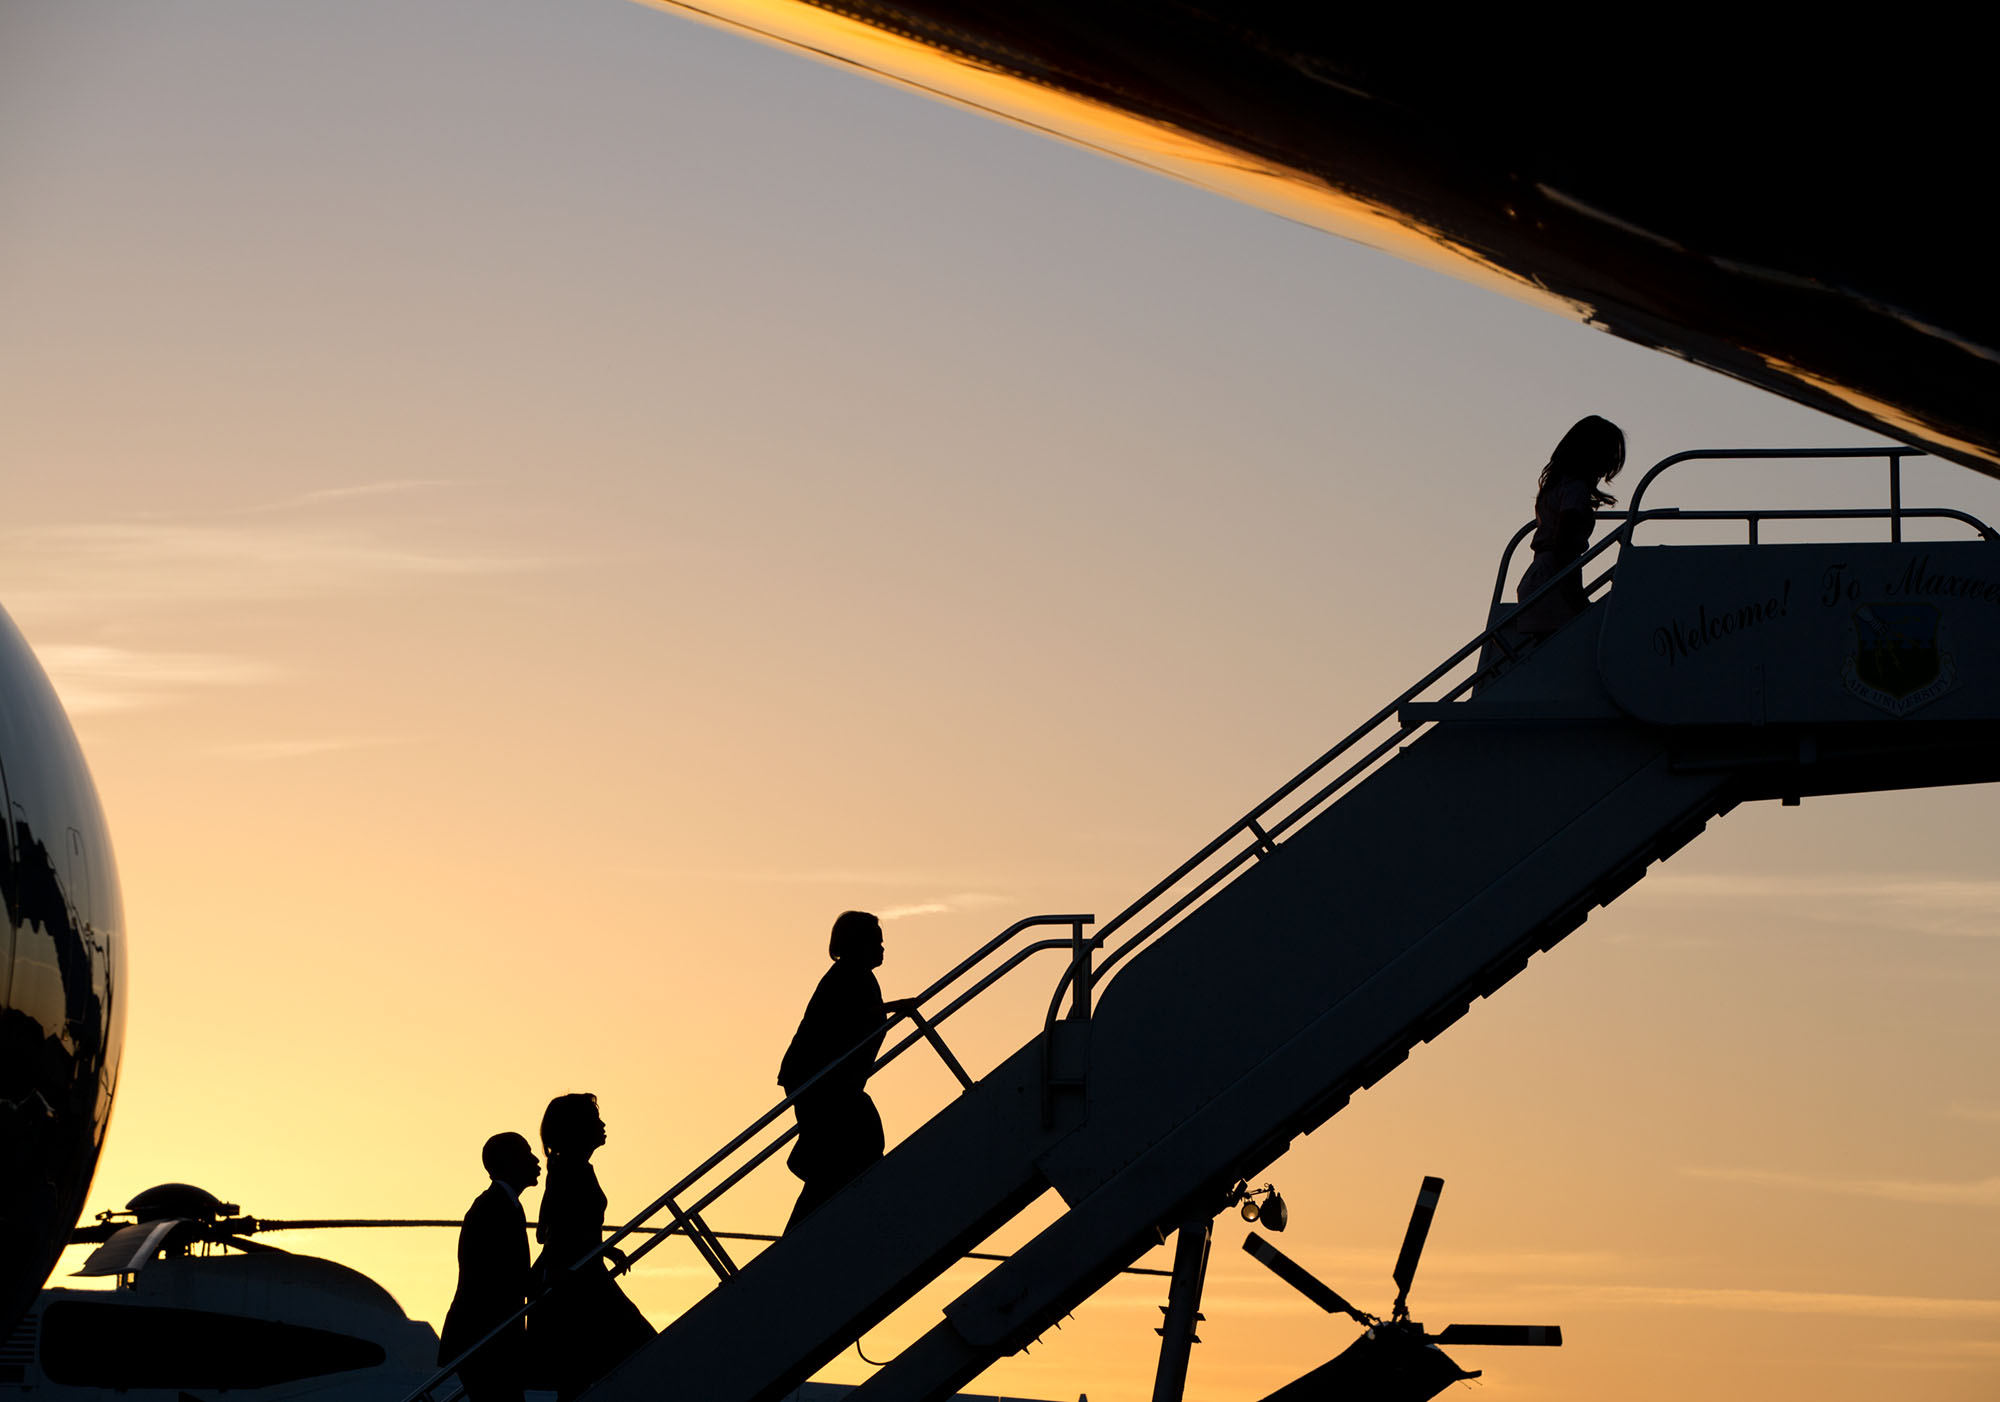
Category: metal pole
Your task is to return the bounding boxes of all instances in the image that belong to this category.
[909,1009,975,1089]
[1070,920,1092,1021]
[1891,455,1904,543]
[1151,1217,1213,1402]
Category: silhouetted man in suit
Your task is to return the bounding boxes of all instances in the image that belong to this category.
[779,910,916,1231]
[439,1132,541,1402]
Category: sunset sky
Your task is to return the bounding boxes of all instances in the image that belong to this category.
[4,4,1999,1401]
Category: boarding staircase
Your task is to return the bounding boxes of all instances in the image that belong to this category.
[407,447,2000,1402]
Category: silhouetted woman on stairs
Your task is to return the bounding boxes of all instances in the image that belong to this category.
[530,1093,653,1401]
[1514,414,1625,636]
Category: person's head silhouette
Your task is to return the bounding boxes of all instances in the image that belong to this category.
[483,1131,541,1193]
[1541,415,1626,505]
[829,910,884,968]
[541,1093,606,1162]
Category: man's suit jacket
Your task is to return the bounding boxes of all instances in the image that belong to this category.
[438,1182,530,1369]
[778,959,886,1102]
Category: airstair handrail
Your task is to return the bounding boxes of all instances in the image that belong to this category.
[1490,506,1996,616]
[1046,511,1640,1018]
[1622,505,1991,547]
[1485,444,2000,615]
[1624,444,1928,524]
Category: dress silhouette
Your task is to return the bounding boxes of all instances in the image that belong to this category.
[780,910,906,1232]
[439,1133,540,1402]
[1514,414,1626,636]
[529,1095,653,1401]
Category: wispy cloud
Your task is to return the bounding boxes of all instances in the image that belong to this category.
[1094,1250,1638,1317]
[599,883,1010,919]
[35,644,275,715]
[0,520,540,620]
[631,1260,736,1280]
[213,737,403,760]
[594,871,1017,923]
[1883,1339,2000,1358]
[1514,1282,2000,1322]
[1684,1165,2000,1208]
[236,479,457,513]
[1644,872,2000,937]
[617,868,987,888]
[881,893,1011,921]
[637,1235,2000,1330]
[1219,1268,2000,1324]
[1947,1103,2000,1125]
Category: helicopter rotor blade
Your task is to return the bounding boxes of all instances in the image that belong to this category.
[217,1235,284,1255]
[1390,1176,1444,1316]
[1433,1324,1563,1347]
[71,1216,460,1246]
[1242,1232,1373,1325]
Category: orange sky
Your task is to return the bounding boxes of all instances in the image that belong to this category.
[4,4,1999,1400]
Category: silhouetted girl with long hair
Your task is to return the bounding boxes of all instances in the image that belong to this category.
[529,1093,652,1400]
[1515,415,1625,634]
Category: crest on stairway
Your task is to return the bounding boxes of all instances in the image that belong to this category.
[1842,602,1957,716]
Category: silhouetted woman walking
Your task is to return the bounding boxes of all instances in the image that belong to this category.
[530,1093,653,1400]
[779,910,913,1232]
[1514,415,1625,635]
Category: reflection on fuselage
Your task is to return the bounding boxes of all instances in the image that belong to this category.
[0,603,124,1338]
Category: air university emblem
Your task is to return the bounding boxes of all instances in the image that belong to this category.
[1842,602,1957,715]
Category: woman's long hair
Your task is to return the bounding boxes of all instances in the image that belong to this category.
[541,1091,600,1159]
[1537,415,1626,507]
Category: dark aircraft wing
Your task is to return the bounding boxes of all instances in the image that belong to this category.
[642,3,2000,473]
